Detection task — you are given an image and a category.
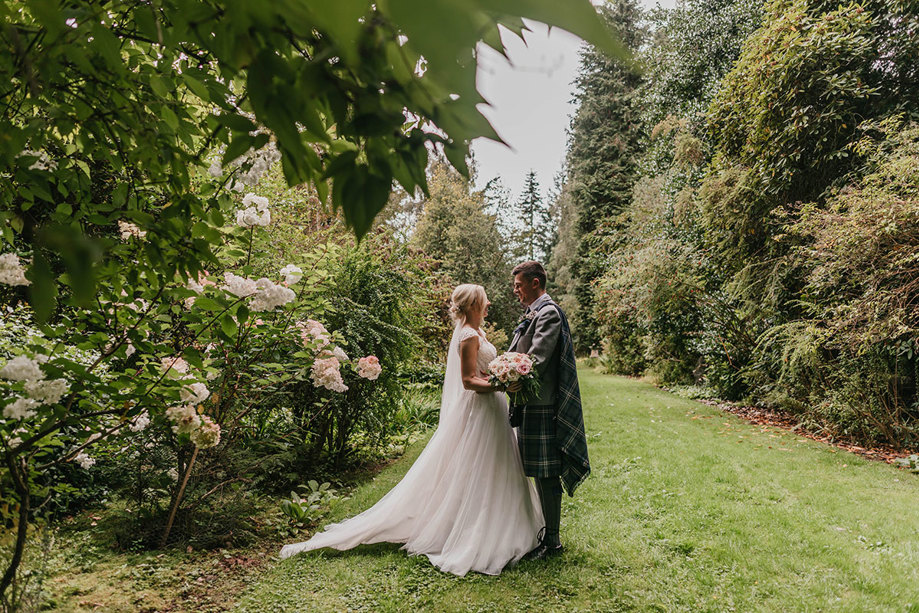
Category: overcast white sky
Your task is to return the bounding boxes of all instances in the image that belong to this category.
[470,0,676,199]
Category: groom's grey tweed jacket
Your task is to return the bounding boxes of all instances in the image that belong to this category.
[510,293,560,406]
[510,294,590,496]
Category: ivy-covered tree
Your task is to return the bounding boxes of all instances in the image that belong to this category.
[545,180,579,324]
[565,0,648,349]
[586,0,765,384]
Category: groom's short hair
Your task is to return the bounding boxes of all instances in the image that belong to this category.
[513,261,547,289]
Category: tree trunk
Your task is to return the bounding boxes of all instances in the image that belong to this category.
[0,456,30,603]
[159,446,198,549]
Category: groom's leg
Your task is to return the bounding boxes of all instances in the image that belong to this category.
[537,476,562,547]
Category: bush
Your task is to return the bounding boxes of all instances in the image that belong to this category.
[751,122,919,445]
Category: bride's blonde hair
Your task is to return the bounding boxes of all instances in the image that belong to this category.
[449,284,487,323]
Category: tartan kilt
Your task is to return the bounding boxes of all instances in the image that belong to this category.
[515,404,561,478]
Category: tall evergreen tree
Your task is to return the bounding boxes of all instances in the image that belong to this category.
[510,170,555,262]
[565,0,648,349]
[546,179,579,320]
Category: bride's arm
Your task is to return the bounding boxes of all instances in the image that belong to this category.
[459,337,495,393]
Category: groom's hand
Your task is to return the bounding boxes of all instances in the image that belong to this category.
[507,382,523,393]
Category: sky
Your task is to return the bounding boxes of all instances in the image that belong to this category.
[470,0,676,199]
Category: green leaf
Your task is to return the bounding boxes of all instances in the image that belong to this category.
[161,106,179,131]
[317,1,370,61]
[223,133,255,165]
[28,249,57,323]
[192,297,224,311]
[218,113,258,133]
[182,73,211,100]
[150,76,170,98]
[220,313,238,338]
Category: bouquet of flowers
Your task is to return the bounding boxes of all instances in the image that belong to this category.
[487,352,541,405]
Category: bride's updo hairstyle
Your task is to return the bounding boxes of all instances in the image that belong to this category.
[449,284,487,323]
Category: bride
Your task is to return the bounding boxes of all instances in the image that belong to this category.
[280,284,542,576]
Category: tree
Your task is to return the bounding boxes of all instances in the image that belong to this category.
[546,179,579,325]
[565,0,648,349]
[510,171,555,262]
[413,162,517,335]
[0,0,624,320]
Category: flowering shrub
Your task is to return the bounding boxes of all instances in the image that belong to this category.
[0,180,389,588]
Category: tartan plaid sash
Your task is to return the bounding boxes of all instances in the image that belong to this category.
[528,299,591,496]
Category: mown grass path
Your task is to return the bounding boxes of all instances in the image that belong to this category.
[236,369,919,612]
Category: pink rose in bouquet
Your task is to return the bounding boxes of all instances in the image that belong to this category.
[487,352,541,404]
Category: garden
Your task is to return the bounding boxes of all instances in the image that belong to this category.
[3,0,919,610]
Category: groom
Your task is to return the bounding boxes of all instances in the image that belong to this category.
[508,261,590,560]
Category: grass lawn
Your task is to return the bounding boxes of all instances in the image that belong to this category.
[236,368,919,612]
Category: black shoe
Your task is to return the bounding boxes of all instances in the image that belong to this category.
[524,529,563,561]
[525,542,564,561]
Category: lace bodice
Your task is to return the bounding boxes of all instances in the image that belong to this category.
[458,326,497,372]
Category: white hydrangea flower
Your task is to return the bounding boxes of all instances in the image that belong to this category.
[118,221,146,240]
[3,397,38,420]
[249,279,296,312]
[73,452,96,469]
[208,160,223,177]
[129,411,150,432]
[161,356,190,375]
[222,272,258,298]
[190,415,221,449]
[125,343,136,358]
[180,382,210,405]
[187,277,205,294]
[0,253,30,286]
[0,356,44,381]
[125,297,149,312]
[242,193,270,212]
[231,142,281,187]
[297,319,332,350]
[8,428,26,447]
[357,355,382,381]
[280,264,302,285]
[235,206,271,228]
[166,404,201,435]
[310,357,348,393]
[321,346,349,362]
[24,378,69,404]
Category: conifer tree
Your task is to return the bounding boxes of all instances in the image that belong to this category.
[510,170,555,262]
[566,0,648,348]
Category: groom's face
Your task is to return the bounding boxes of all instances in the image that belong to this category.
[513,273,540,307]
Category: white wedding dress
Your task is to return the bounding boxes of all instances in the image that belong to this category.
[280,324,543,576]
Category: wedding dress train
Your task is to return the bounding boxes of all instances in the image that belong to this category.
[279,325,542,576]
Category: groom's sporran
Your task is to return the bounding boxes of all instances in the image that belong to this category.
[508,261,590,560]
